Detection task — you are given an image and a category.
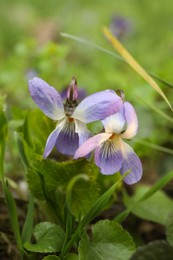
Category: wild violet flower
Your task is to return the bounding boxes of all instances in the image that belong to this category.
[28,77,123,158]
[74,101,142,184]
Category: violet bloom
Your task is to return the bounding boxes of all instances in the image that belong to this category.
[28,77,123,158]
[74,101,142,185]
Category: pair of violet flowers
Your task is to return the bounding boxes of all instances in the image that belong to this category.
[29,77,142,185]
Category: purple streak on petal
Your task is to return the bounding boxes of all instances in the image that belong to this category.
[120,141,142,185]
[75,119,92,147]
[29,77,65,120]
[121,101,138,139]
[55,119,79,156]
[102,105,126,134]
[74,133,111,159]
[43,122,65,158]
[73,90,123,123]
[94,139,123,175]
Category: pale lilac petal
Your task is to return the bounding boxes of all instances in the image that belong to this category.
[75,119,92,146]
[102,105,126,134]
[56,119,79,156]
[74,133,111,159]
[94,138,123,175]
[72,90,122,123]
[43,119,66,158]
[29,77,65,120]
[121,101,138,139]
[120,141,142,184]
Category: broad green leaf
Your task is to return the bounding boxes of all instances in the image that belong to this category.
[130,241,173,260]
[103,27,173,111]
[24,222,65,253]
[166,211,173,246]
[66,174,99,217]
[79,220,135,260]
[27,158,90,200]
[116,171,173,223]
[63,253,78,260]
[124,185,173,225]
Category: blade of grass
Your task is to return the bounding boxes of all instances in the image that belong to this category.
[102,27,173,111]
[21,193,34,243]
[3,182,23,254]
[0,99,23,256]
[134,138,173,156]
[137,96,173,123]
[60,32,123,61]
[60,32,173,90]
[0,99,8,180]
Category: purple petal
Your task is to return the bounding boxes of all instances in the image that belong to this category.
[75,120,92,146]
[29,77,65,120]
[121,101,138,139]
[74,133,111,159]
[94,138,123,175]
[56,119,79,156]
[102,105,126,134]
[43,120,66,158]
[72,90,123,123]
[120,141,142,184]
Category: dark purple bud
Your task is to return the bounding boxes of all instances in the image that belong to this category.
[67,77,78,102]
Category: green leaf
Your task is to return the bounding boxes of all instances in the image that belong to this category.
[124,185,173,225]
[3,183,23,253]
[79,220,135,260]
[166,211,173,246]
[0,99,8,179]
[43,256,61,260]
[27,158,90,200]
[81,172,126,226]
[24,222,65,253]
[63,253,78,260]
[21,193,34,243]
[61,172,128,257]
[24,109,54,151]
[66,174,99,217]
[130,241,173,260]
[116,171,173,223]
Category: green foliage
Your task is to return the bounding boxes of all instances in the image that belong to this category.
[124,185,173,225]
[24,222,65,253]
[3,182,23,254]
[116,170,173,223]
[21,194,34,244]
[0,98,8,179]
[130,241,173,260]
[1,1,173,259]
[43,256,61,260]
[63,254,78,260]
[166,211,173,246]
[79,220,135,260]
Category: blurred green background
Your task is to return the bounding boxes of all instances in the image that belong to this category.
[0,0,173,181]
